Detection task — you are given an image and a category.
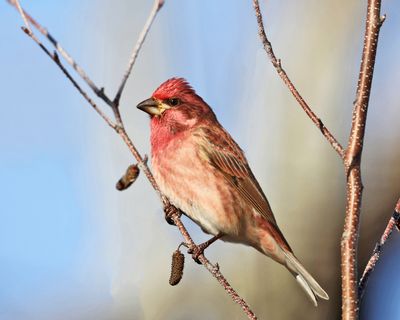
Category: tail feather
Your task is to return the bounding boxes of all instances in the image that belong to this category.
[284,252,329,306]
[295,274,318,306]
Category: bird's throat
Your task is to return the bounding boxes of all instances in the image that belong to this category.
[150,117,187,154]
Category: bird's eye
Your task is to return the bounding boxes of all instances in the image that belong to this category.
[168,98,180,106]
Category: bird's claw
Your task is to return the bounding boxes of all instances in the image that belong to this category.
[188,245,204,264]
[164,204,181,226]
[187,234,222,264]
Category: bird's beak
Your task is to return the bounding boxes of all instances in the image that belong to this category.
[137,98,162,116]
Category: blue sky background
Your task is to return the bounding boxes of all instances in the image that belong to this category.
[1,1,399,319]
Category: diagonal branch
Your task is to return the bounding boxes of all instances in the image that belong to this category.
[9,1,258,319]
[252,0,345,158]
[19,27,117,129]
[113,0,164,107]
[112,0,164,126]
[358,197,400,300]
[341,1,384,319]
[9,0,163,127]
[7,0,113,106]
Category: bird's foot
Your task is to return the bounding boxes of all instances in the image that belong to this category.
[187,245,203,264]
[188,234,223,264]
[163,204,181,226]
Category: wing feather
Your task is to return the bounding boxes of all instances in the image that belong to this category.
[196,126,277,227]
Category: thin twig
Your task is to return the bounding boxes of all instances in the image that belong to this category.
[341,1,384,319]
[20,27,116,129]
[10,1,258,319]
[252,0,345,158]
[9,0,157,188]
[7,0,114,106]
[113,0,164,107]
[112,0,164,127]
[358,197,400,300]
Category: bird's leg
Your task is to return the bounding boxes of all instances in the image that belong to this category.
[188,234,223,264]
[163,203,182,225]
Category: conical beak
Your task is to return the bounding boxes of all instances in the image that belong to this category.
[137,98,161,116]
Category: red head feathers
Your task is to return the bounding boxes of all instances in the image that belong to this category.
[152,78,196,101]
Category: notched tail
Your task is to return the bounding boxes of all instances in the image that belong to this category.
[284,251,329,306]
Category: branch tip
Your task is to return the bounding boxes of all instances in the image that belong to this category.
[158,0,165,9]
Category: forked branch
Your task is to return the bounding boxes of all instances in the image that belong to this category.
[253,0,385,319]
[7,0,114,106]
[9,1,257,319]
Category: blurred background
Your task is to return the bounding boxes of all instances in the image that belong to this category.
[1,0,399,319]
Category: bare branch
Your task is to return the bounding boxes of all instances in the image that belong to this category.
[19,26,116,129]
[341,1,384,319]
[252,0,345,158]
[9,1,258,318]
[9,0,163,127]
[358,197,400,300]
[113,0,164,107]
[7,0,114,106]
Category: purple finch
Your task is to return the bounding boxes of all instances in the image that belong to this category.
[137,78,329,305]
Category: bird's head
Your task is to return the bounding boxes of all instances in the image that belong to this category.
[137,78,215,131]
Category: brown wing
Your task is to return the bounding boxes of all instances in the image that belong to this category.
[196,126,278,227]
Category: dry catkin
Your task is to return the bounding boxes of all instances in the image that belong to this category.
[169,249,184,286]
[116,164,140,191]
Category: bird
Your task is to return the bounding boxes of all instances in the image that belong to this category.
[137,77,329,306]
